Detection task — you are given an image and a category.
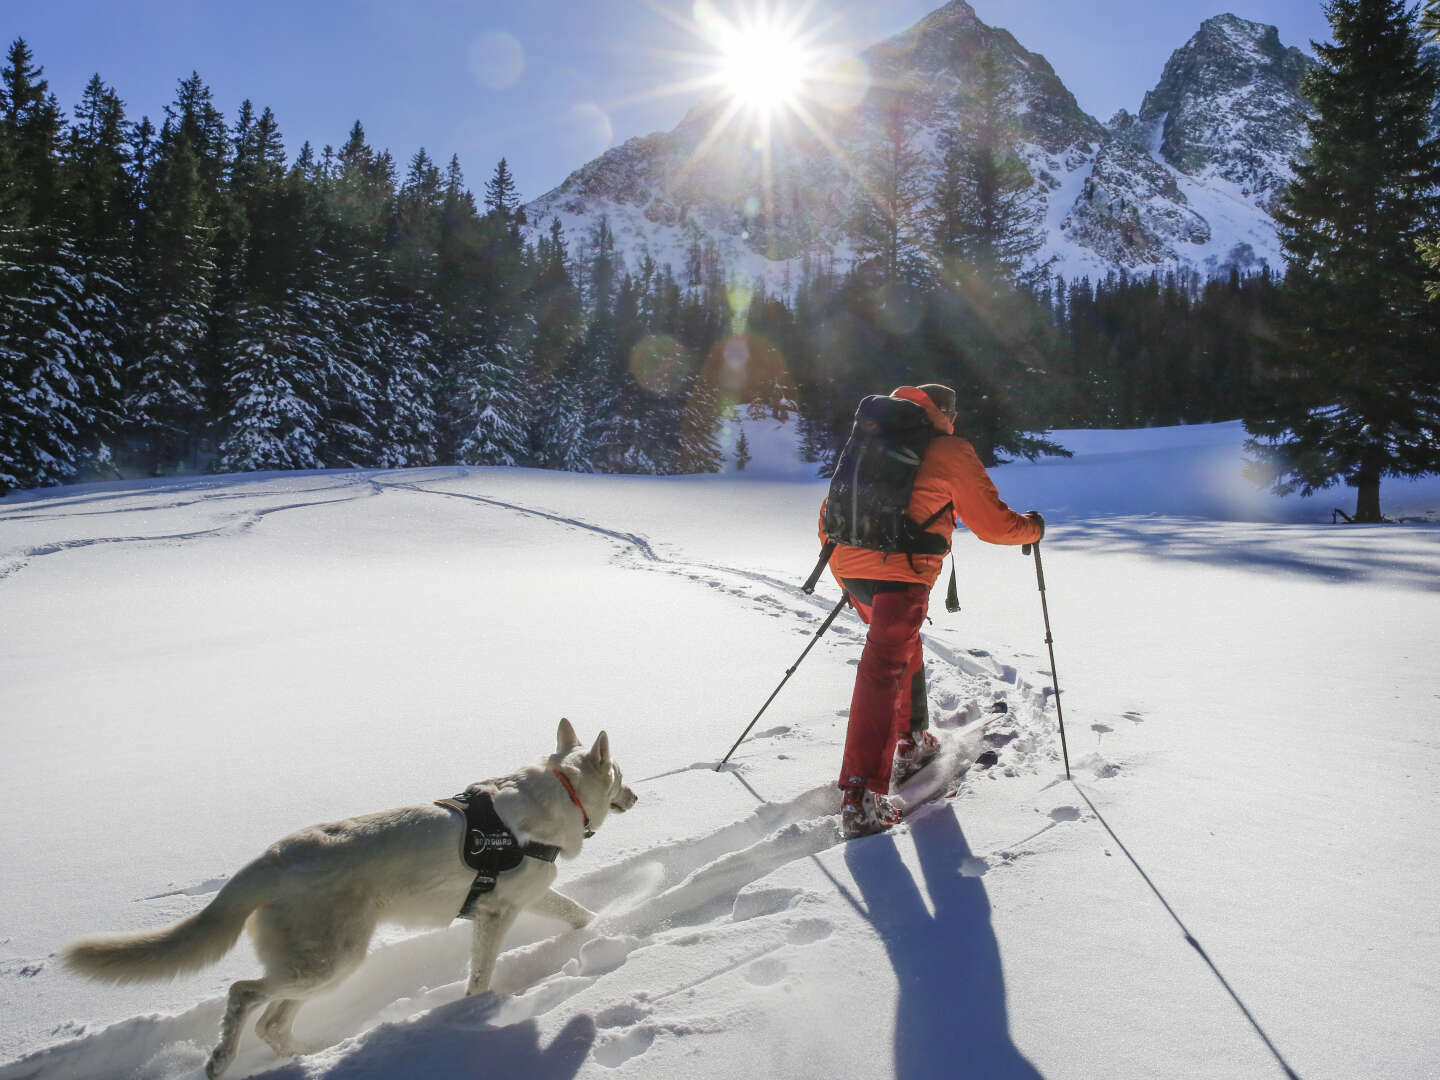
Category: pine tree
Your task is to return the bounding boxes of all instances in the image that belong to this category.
[1419,0,1440,299]
[483,156,520,221]
[931,51,1048,287]
[216,107,334,472]
[851,103,929,288]
[126,123,217,471]
[1247,0,1440,521]
[0,39,111,490]
[58,74,132,472]
[734,425,751,471]
[529,217,589,470]
[323,123,435,468]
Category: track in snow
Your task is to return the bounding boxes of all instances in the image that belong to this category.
[0,471,1070,1078]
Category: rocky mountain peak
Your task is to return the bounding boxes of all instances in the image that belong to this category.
[1137,13,1312,194]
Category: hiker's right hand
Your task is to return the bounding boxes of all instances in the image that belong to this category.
[1022,510,1044,555]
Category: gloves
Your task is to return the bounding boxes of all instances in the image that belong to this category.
[1021,510,1045,556]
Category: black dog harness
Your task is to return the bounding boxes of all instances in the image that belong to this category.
[436,786,561,919]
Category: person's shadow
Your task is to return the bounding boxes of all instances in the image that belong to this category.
[845,806,1045,1080]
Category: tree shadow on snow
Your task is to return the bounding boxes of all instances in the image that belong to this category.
[1057,517,1440,590]
[845,807,1044,1080]
[250,995,595,1080]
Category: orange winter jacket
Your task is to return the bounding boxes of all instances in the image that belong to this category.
[820,386,1043,588]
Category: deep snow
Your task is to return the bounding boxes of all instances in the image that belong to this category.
[1,418,1437,1080]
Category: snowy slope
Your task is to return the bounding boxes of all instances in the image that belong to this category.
[2,421,1439,1079]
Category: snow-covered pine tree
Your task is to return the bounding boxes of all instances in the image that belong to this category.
[289,141,378,467]
[324,126,437,468]
[126,124,217,472]
[0,39,112,490]
[1248,0,1440,521]
[579,216,639,471]
[734,426,751,471]
[218,300,324,471]
[59,73,133,473]
[452,158,533,466]
[218,106,334,472]
[124,73,233,473]
[373,148,445,467]
[528,217,590,470]
[675,370,724,474]
[436,156,529,466]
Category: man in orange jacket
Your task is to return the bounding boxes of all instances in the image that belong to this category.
[825,384,1044,838]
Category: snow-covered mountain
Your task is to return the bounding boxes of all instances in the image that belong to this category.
[523,2,1314,286]
[1064,14,1313,276]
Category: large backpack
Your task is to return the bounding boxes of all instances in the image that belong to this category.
[822,395,952,554]
[802,395,957,606]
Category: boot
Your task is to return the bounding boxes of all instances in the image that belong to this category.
[840,785,903,839]
[892,729,940,784]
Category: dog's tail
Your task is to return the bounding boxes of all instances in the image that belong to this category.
[62,859,275,984]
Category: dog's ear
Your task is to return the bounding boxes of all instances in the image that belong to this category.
[587,730,611,770]
[557,717,582,754]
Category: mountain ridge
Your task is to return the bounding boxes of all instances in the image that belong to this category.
[524,3,1315,286]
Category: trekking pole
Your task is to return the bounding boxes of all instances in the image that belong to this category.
[1028,541,1072,780]
[716,592,850,771]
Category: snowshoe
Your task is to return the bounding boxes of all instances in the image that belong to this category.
[840,786,904,839]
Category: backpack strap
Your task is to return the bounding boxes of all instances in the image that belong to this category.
[903,500,954,570]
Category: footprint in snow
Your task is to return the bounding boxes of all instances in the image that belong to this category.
[565,936,637,978]
[593,1024,657,1068]
[744,957,788,986]
[595,1002,651,1029]
[786,918,834,946]
[733,885,804,921]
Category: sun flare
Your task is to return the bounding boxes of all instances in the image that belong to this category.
[714,16,810,115]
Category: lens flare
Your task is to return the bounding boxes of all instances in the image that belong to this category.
[629,335,694,395]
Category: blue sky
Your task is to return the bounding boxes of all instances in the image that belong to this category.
[10,1,1331,201]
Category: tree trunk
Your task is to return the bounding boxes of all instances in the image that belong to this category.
[1353,452,1383,523]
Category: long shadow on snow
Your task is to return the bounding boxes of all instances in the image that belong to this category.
[1058,518,1440,590]
[251,998,595,1080]
[845,807,1044,1080]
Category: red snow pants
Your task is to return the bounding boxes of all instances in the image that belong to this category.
[839,581,930,794]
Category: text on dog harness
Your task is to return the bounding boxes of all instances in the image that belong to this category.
[436,786,561,919]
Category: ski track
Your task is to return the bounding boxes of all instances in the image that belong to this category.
[0,473,1094,1078]
[0,475,386,583]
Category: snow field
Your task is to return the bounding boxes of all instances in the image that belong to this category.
[2,419,1438,1079]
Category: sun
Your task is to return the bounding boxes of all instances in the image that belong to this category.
[714,14,810,115]
[689,1,825,119]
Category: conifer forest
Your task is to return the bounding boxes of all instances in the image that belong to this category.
[1,17,1436,505]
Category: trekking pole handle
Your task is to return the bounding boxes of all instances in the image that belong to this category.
[801,540,836,595]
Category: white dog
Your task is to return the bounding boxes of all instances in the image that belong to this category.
[63,718,636,1078]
